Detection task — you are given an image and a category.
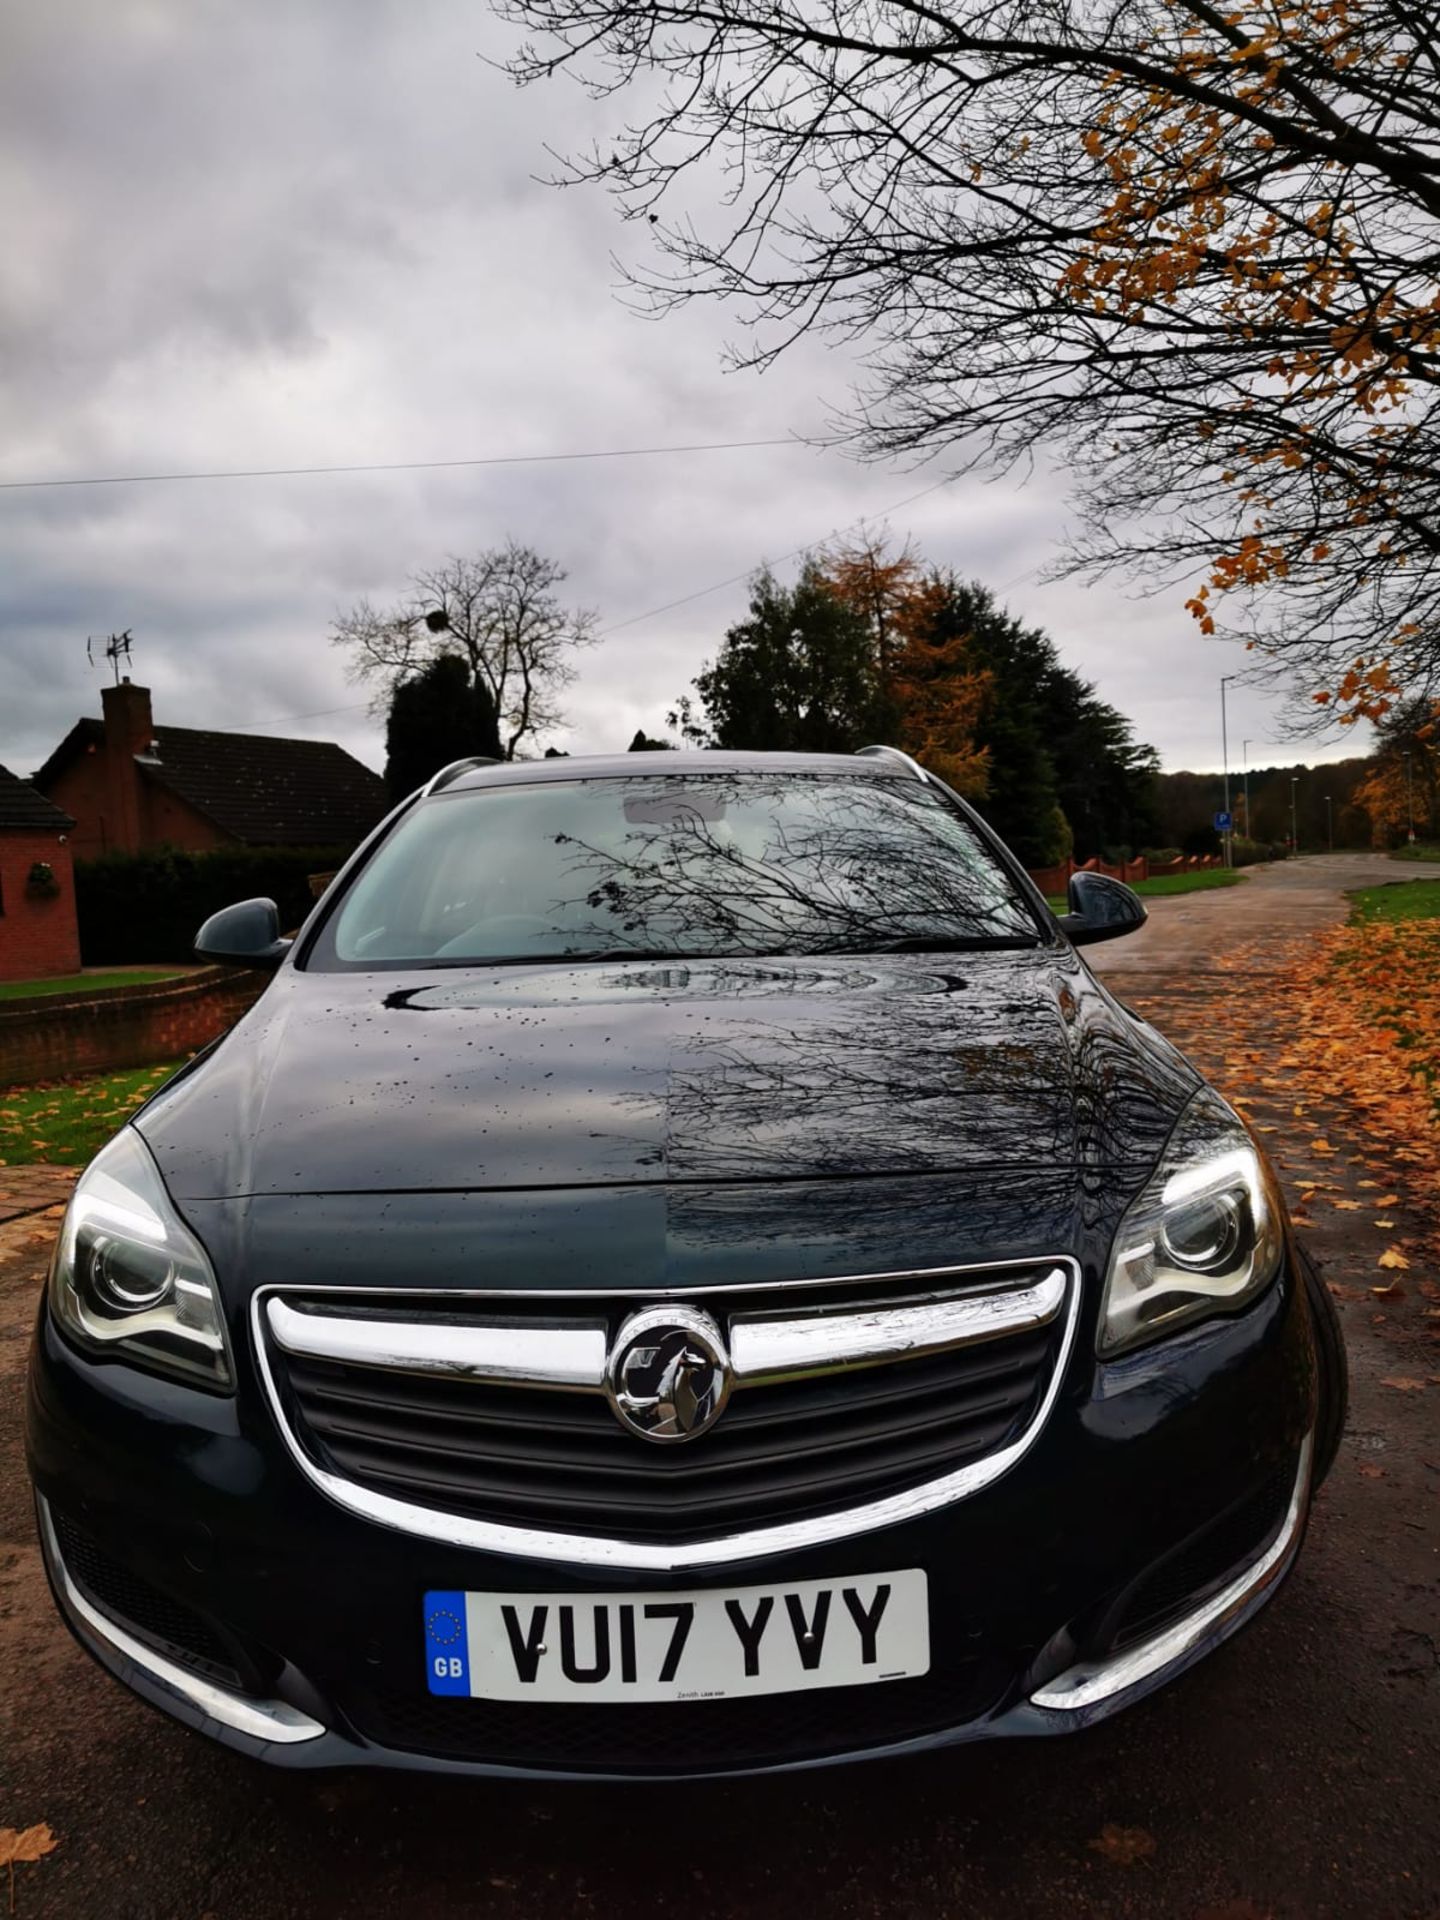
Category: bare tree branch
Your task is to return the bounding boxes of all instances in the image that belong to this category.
[331,539,598,757]
[494,0,1440,723]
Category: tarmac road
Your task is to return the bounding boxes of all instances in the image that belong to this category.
[2,853,1437,1920]
[1085,849,1397,977]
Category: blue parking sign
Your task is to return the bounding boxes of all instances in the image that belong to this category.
[1214,811,1232,832]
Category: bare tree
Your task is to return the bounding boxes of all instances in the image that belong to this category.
[332,541,598,758]
[495,0,1440,725]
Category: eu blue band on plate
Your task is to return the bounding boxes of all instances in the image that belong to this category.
[423,1590,471,1696]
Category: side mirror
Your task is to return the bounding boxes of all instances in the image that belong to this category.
[1055,871,1147,947]
[194,897,293,971]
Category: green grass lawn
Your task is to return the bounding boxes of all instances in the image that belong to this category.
[0,1060,185,1166]
[1390,843,1440,864]
[1046,868,1246,912]
[1347,878,1440,925]
[1131,868,1246,898]
[0,969,183,1003]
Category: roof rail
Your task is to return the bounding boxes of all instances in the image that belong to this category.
[855,744,931,783]
[423,756,503,797]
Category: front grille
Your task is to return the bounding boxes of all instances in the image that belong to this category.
[1108,1457,1296,1651]
[264,1269,1069,1545]
[49,1509,243,1687]
[348,1660,1011,1773]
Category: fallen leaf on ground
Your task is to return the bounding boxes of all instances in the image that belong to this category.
[1328,1198,1361,1211]
[0,1825,59,1914]
[1381,1376,1428,1392]
[1379,1248,1411,1270]
[1087,1823,1157,1867]
[1370,1280,1405,1299]
[0,1831,56,1869]
[1357,1463,1385,1479]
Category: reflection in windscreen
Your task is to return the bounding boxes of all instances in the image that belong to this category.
[320,773,1040,967]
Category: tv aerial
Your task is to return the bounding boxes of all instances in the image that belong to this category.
[87,630,135,683]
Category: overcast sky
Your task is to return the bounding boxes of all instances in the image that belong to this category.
[1,0,1372,786]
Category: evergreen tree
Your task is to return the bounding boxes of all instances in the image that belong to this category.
[676,564,879,752]
[1039,670,1161,860]
[915,578,1158,863]
[671,548,1159,869]
[384,654,502,801]
[920,581,1067,866]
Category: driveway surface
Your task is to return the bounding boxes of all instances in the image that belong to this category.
[1086,850,1395,978]
[2,855,1436,1920]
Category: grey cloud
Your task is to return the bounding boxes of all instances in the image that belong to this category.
[0,0,1364,790]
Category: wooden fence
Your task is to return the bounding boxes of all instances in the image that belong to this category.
[1027,853,1221,897]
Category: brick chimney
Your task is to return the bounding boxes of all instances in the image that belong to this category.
[100,678,155,854]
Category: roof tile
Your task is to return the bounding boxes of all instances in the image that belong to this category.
[140,727,387,846]
[0,764,75,832]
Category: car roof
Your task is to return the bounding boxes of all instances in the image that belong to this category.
[440,750,914,794]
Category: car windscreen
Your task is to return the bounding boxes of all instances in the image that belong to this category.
[308,771,1043,969]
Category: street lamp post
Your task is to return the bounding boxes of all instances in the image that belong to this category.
[1290,775,1300,854]
[1242,738,1255,843]
[1325,794,1333,853]
[1220,675,1238,867]
[1404,749,1416,844]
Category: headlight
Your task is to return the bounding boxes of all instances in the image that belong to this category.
[1099,1088,1284,1356]
[48,1128,232,1390]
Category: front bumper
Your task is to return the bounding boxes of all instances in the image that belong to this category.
[28,1262,1319,1780]
[36,1436,1312,1775]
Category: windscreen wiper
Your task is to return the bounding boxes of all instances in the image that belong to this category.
[864,934,1042,953]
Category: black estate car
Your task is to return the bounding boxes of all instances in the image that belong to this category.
[28,748,1347,1777]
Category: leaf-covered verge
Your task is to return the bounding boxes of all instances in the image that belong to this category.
[0,1062,184,1167]
[1286,914,1440,1151]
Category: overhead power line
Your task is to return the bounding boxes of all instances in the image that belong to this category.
[226,700,374,734]
[197,470,967,736]
[598,472,961,638]
[0,437,803,493]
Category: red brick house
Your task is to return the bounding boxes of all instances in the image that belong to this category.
[0,766,81,982]
[34,680,389,859]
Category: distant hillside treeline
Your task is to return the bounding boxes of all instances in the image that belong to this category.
[1155,758,1375,853]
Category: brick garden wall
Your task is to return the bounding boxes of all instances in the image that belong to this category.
[0,966,266,1088]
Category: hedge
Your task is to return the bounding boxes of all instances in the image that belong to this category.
[75,845,351,965]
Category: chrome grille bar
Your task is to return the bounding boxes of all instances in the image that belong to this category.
[266,1298,607,1391]
[729,1270,1066,1385]
[264,1268,1067,1393]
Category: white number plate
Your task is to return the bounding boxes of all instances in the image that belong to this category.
[423,1568,929,1703]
